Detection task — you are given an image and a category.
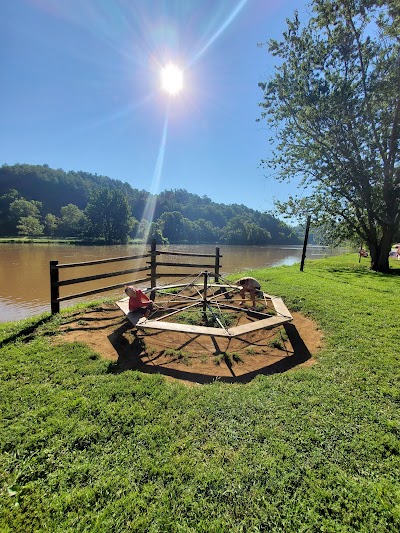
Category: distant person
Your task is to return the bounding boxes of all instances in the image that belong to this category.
[124,286,154,318]
[235,277,262,308]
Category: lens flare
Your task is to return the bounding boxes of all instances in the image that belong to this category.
[136,113,169,247]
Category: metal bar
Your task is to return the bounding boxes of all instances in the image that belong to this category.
[150,301,200,321]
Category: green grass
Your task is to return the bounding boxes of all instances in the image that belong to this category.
[0,237,79,244]
[163,348,192,366]
[1,254,400,532]
[213,352,243,366]
[268,331,289,350]
[174,309,238,328]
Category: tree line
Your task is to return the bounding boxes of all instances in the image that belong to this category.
[0,164,300,245]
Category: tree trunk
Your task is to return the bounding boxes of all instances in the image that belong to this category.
[369,227,393,273]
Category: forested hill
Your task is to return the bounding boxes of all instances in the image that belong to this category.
[0,163,300,245]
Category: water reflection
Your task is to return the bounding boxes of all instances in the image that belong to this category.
[0,243,339,322]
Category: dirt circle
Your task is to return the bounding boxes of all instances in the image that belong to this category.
[56,303,323,385]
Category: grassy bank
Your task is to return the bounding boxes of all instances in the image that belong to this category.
[0,237,79,244]
[1,255,399,532]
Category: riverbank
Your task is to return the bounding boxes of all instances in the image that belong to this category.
[0,242,344,323]
[1,255,399,531]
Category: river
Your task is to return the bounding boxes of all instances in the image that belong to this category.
[0,243,340,323]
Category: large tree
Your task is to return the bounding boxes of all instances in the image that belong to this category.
[59,204,85,237]
[16,216,44,237]
[84,188,132,244]
[258,0,400,272]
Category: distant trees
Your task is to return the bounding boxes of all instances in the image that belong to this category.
[159,211,189,243]
[192,219,219,244]
[83,188,133,244]
[17,216,44,237]
[220,217,272,245]
[44,214,58,236]
[0,164,301,245]
[59,204,85,236]
[8,197,44,236]
[9,197,41,221]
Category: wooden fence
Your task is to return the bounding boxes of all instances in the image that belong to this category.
[50,240,222,314]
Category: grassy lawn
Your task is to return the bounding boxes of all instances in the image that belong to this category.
[1,255,399,532]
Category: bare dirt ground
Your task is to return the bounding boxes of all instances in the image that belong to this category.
[55,303,323,385]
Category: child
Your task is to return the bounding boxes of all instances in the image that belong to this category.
[124,286,154,318]
[235,277,262,309]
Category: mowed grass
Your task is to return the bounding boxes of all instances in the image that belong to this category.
[1,254,399,532]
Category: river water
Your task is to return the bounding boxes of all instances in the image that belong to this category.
[0,243,339,323]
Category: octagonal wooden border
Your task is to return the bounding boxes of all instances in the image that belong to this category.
[117,282,292,338]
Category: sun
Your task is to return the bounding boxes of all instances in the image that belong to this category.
[160,63,183,95]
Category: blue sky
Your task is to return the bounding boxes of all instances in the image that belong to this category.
[1,0,308,213]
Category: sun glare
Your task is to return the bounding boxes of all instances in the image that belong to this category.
[160,63,183,95]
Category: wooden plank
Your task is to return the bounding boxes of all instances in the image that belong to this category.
[116,297,130,314]
[56,266,150,287]
[156,250,221,258]
[117,297,229,334]
[56,253,151,269]
[57,277,151,302]
[137,320,230,337]
[228,315,292,336]
[147,261,215,268]
[271,297,292,319]
[116,299,147,326]
[116,294,293,337]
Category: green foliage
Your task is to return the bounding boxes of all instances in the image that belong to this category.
[164,348,191,365]
[258,0,400,272]
[221,216,272,245]
[59,204,85,236]
[176,309,237,328]
[159,211,189,243]
[214,352,243,365]
[84,188,132,244]
[16,216,44,237]
[9,197,41,220]
[1,256,400,530]
[268,330,289,350]
[0,164,300,245]
[43,213,58,236]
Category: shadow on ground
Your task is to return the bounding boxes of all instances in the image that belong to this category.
[106,320,313,385]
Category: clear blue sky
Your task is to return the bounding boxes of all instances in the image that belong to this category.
[1,0,308,213]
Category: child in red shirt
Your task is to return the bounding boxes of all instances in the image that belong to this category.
[124,286,154,317]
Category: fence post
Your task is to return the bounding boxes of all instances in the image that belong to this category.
[150,239,157,300]
[50,260,60,314]
[300,215,311,272]
[214,247,220,282]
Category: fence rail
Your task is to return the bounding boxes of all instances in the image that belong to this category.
[50,240,222,314]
